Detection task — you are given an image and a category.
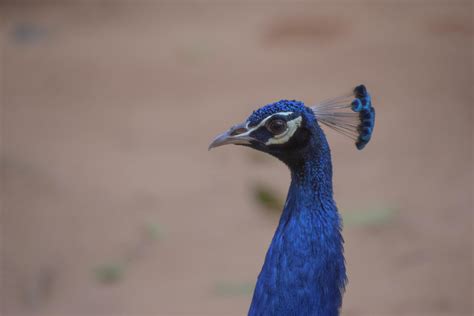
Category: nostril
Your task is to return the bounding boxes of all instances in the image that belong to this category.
[230,127,247,136]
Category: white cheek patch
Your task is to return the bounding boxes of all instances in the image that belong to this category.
[265,116,302,145]
[239,112,294,137]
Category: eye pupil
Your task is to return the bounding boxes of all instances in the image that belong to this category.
[268,119,287,134]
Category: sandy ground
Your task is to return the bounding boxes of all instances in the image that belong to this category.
[1,2,472,316]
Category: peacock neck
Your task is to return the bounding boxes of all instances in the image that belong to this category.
[289,143,334,203]
[249,133,346,316]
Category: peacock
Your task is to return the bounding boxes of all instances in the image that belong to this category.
[209,85,375,316]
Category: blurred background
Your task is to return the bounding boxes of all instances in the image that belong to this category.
[1,1,472,316]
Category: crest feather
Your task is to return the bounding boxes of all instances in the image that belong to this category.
[312,85,375,150]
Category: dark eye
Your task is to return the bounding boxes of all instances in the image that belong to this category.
[266,119,287,135]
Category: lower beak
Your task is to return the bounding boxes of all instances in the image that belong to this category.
[208,122,254,150]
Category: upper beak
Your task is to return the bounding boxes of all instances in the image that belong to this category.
[208,122,254,150]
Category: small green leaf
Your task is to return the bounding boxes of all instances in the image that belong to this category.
[144,223,163,241]
[342,207,397,227]
[253,184,284,212]
[94,263,124,285]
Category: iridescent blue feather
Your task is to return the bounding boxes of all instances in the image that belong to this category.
[312,84,375,150]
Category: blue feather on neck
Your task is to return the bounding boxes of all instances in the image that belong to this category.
[249,126,346,316]
[209,86,374,315]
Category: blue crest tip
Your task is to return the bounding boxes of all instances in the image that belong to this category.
[352,84,375,150]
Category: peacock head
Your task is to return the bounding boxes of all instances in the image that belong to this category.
[209,85,375,166]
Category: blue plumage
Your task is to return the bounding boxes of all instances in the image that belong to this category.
[248,117,345,315]
[248,100,306,126]
[351,85,375,150]
[209,85,375,315]
[311,84,375,151]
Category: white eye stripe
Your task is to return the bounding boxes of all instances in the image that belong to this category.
[235,112,300,145]
[241,112,294,136]
[256,112,294,127]
[265,116,302,145]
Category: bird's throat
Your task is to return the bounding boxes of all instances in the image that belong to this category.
[249,136,346,316]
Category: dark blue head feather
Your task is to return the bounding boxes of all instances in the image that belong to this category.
[248,100,307,126]
[352,85,375,149]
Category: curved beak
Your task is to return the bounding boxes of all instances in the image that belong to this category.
[208,122,254,150]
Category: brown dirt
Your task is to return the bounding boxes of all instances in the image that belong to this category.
[1,2,472,316]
